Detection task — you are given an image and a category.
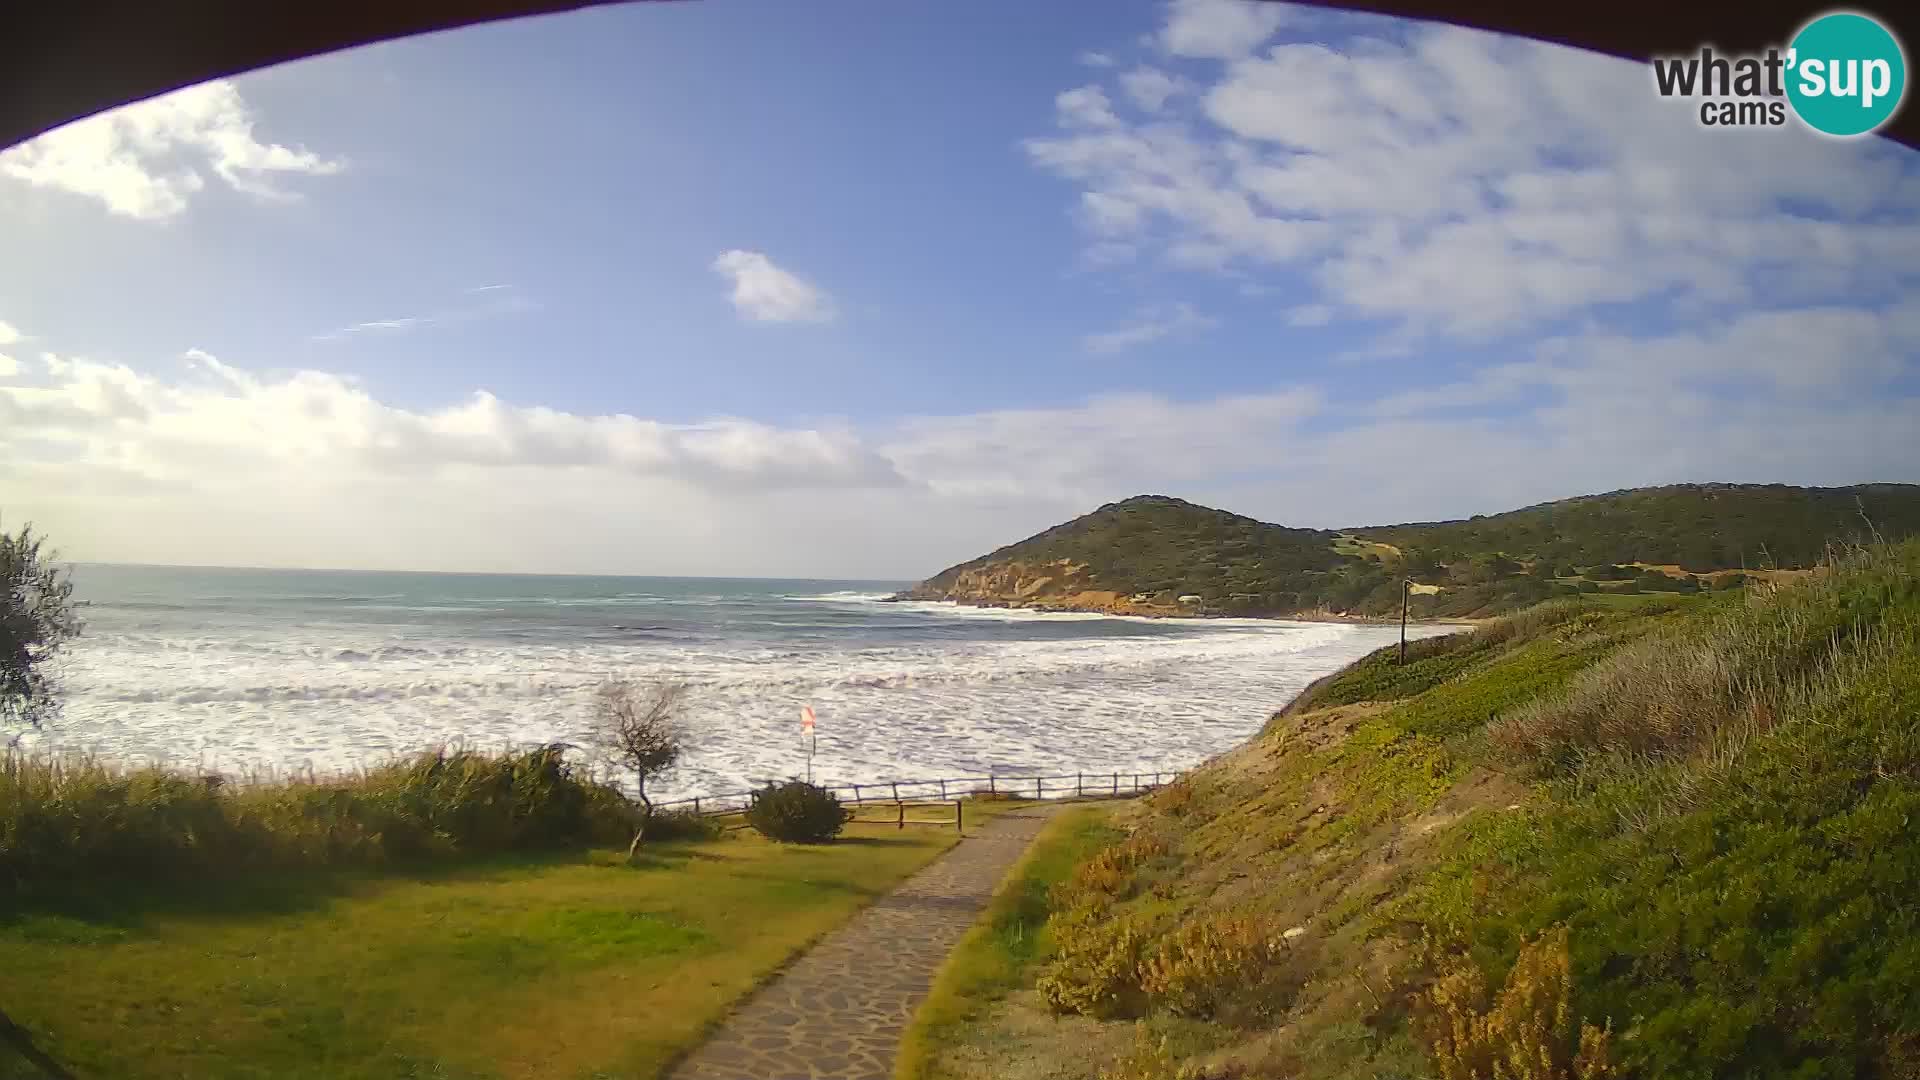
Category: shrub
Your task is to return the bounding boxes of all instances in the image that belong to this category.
[0,745,634,887]
[1037,902,1152,1018]
[744,780,850,843]
[1054,831,1166,906]
[1140,911,1297,1023]
[1418,927,1614,1080]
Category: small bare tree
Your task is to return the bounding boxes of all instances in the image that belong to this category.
[590,679,690,858]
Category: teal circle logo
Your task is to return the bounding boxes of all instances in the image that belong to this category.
[1786,11,1907,136]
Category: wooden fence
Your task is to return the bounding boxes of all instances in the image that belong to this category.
[654,769,1184,833]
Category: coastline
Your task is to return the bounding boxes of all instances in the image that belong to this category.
[883,593,1481,627]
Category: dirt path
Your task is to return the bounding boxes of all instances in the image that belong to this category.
[666,806,1056,1080]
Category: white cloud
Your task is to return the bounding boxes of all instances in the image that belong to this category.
[1083,302,1217,353]
[1055,86,1123,130]
[1160,0,1287,59]
[1119,66,1189,112]
[711,250,837,324]
[1079,50,1117,68]
[0,354,15,378]
[0,350,900,495]
[0,320,19,346]
[2,308,1914,575]
[1286,304,1333,327]
[0,80,343,220]
[311,286,537,343]
[1030,16,1920,342]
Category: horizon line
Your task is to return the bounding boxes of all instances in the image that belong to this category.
[68,559,913,584]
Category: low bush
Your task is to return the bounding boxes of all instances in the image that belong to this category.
[0,744,632,887]
[1053,831,1166,905]
[743,780,850,843]
[1418,927,1614,1080]
[1037,902,1153,1019]
[1140,911,1298,1024]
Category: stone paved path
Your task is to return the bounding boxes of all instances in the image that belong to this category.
[667,806,1057,1080]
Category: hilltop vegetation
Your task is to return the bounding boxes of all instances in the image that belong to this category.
[917,540,1920,1080]
[897,484,1920,619]
[1368,482,1920,571]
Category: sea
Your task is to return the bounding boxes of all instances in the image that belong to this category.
[19,564,1462,801]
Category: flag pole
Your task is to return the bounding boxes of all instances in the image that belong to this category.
[800,705,817,785]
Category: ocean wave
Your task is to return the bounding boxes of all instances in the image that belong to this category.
[36,573,1462,799]
[71,621,1358,707]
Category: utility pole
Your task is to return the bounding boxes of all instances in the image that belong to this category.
[1399,578,1410,665]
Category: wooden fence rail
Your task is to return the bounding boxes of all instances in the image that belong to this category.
[654,768,1185,819]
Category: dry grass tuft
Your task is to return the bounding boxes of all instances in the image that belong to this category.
[1418,927,1614,1080]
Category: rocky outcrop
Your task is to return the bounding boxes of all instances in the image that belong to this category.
[892,559,1196,616]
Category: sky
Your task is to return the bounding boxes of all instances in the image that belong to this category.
[1,0,1917,580]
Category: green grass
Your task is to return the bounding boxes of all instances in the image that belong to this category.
[984,541,1920,1080]
[894,806,1120,1080]
[0,816,1009,1080]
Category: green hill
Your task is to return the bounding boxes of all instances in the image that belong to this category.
[911,539,1920,1080]
[896,483,1920,619]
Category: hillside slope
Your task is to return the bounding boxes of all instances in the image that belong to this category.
[921,540,1920,1080]
[896,483,1920,619]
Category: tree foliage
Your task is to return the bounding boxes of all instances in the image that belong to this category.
[1,523,81,732]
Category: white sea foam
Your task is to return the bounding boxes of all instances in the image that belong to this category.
[25,586,1463,801]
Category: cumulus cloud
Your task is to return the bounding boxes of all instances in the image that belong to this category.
[0,349,901,495]
[1119,66,1189,112]
[1160,0,1287,59]
[1083,302,1216,353]
[712,250,837,323]
[2,306,1915,575]
[1078,50,1117,68]
[1055,86,1123,130]
[0,320,20,346]
[0,80,343,220]
[1029,13,1920,342]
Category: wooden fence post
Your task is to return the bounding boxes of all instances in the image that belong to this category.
[956,799,964,835]
[988,774,996,794]
[897,801,905,830]
[693,797,701,815]
[939,779,947,799]
[852,784,862,803]
[1036,776,1043,800]
[1133,773,1140,792]
[892,781,901,802]
[1112,772,1119,795]
[1076,772,1084,797]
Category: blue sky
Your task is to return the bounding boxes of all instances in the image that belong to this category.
[2,0,1917,577]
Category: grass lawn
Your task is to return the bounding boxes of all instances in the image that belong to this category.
[894,806,1120,1080]
[0,808,1022,1080]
